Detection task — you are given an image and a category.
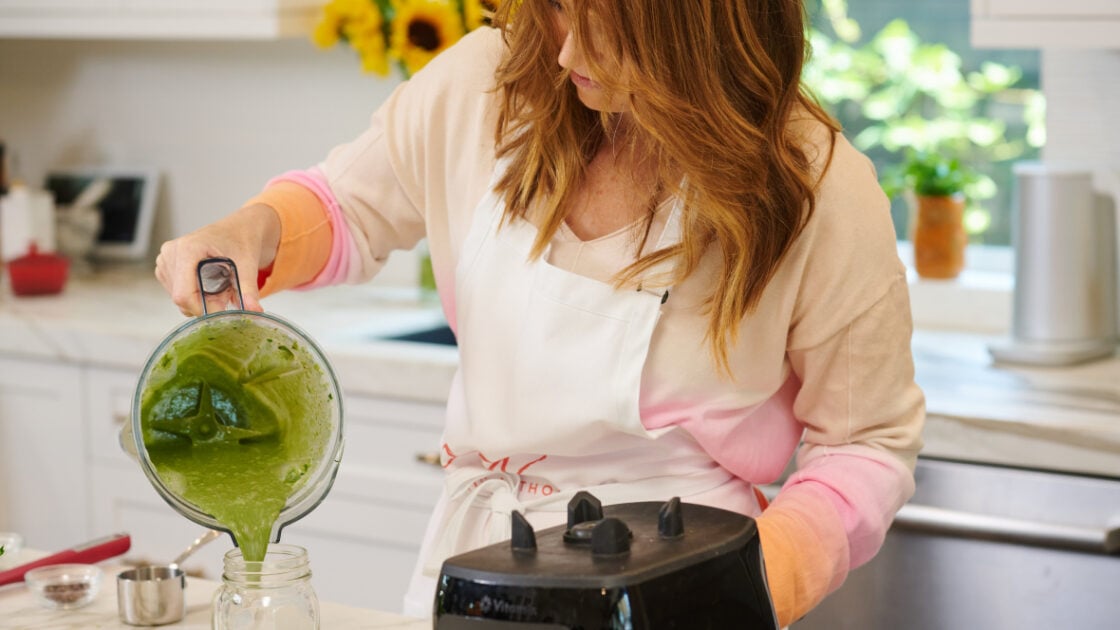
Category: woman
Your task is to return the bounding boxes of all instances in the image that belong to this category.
[156,0,924,625]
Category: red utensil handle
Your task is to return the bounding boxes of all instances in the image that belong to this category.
[0,532,131,586]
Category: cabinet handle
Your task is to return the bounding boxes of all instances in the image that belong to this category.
[892,503,1120,555]
[415,452,442,468]
[112,413,129,426]
[758,484,1118,555]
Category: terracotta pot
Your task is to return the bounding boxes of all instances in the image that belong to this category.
[912,194,967,279]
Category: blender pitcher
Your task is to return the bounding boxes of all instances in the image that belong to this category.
[126,258,344,555]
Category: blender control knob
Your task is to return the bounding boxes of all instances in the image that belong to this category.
[566,491,604,528]
[591,518,632,556]
[510,511,537,552]
[658,497,684,539]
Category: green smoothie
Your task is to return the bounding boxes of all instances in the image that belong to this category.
[139,315,335,562]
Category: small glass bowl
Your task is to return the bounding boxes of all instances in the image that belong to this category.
[0,531,22,556]
[25,564,103,610]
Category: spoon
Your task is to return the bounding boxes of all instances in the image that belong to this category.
[169,529,222,571]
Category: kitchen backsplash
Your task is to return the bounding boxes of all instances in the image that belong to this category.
[0,37,418,285]
[1042,49,1120,200]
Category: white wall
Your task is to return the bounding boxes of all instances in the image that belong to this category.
[1042,50,1120,199]
[0,37,418,285]
[1040,49,1120,340]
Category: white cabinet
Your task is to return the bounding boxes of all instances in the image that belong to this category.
[0,356,88,552]
[51,357,445,614]
[971,0,1120,48]
[85,366,232,578]
[0,0,321,40]
[280,393,445,612]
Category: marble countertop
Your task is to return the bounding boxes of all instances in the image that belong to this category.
[1,265,1117,478]
[913,328,1120,478]
[0,549,428,629]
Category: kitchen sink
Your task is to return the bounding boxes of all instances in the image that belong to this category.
[383,324,457,346]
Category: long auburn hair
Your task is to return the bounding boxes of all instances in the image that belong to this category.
[490,0,838,372]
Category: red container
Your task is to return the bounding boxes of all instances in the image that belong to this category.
[7,243,69,296]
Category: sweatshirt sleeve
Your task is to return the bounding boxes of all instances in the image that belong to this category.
[243,179,332,297]
[752,132,926,626]
[757,276,925,626]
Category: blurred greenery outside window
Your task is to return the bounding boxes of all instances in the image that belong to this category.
[804,0,1044,248]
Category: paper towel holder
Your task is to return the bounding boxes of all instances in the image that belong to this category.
[989,162,1118,366]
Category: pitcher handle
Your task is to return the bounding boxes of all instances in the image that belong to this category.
[197,257,246,314]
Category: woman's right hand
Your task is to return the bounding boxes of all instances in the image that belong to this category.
[155,203,281,317]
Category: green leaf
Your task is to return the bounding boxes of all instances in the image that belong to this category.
[965,119,1006,147]
[889,149,979,198]
[910,44,964,93]
[964,206,992,235]
[871,20,919,72]
[967,62,1022,93]
[852,125,885,151]
[966,174,998,200]
[861,84,911,120]
[932,82,979,110]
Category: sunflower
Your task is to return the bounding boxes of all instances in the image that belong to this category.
[388,0,466,77]
[345,6,392,75]
[312,0,346,48]
[313,0,392,75]
[463,0,501,31]
[314,0,373,48]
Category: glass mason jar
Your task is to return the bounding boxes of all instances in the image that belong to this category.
[212,544,319,630]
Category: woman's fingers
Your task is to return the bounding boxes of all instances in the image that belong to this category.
[153,205,281,316]
[156,238,203,317]
[154,234,249,316]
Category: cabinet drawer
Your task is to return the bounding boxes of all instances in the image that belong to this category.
[338,394,446,507]
[89,463,228,579]
[279,528,421,613]
[85,366,140,466]
[0,357,88,550]
[279,466,438,613]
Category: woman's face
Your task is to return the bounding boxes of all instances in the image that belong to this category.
[548,0,631,113]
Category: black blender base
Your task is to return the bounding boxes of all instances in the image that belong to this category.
[435,532,778,629]
[435,495,778,629]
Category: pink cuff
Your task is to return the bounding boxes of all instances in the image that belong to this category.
[266,167,356,289]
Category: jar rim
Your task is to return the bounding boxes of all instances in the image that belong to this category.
[222,544,312,583]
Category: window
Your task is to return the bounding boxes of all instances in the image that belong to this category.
[804,0,1043,248]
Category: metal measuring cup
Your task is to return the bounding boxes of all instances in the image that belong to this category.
[116,529,221,626]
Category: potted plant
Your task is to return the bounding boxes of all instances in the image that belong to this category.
[883,149,977,279]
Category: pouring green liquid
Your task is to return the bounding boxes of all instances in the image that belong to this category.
[138,316,334,562]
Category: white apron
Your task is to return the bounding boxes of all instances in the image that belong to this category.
[401,165,760,617]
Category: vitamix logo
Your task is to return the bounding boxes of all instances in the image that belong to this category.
[478,595,538,618]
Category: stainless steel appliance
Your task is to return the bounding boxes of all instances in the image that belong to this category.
[791,457,1120,630]
[434,492,779,629]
